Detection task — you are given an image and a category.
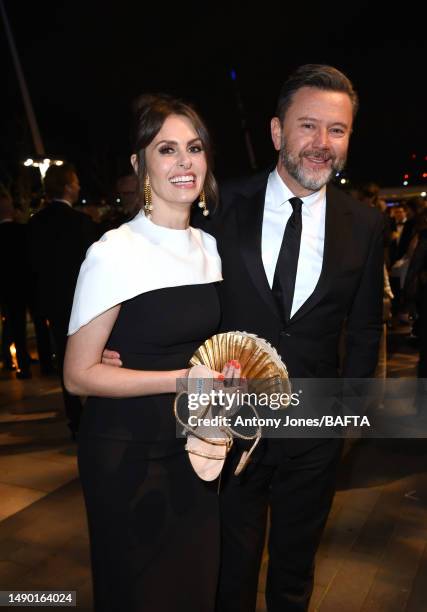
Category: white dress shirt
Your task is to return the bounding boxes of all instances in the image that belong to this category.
[261,169,326,318]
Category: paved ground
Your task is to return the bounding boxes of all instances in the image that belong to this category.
[0,323,425,611]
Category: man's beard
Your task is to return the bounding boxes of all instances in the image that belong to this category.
[280,139,346,191]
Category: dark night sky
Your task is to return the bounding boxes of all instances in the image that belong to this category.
[1,2,426,198]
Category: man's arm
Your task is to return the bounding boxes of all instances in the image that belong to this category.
[342,214,384,378]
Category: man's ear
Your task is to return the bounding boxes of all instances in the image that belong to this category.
[130,154,138,174]
[271,117,282,152]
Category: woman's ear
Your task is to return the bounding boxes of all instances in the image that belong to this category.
[130,154,138,174]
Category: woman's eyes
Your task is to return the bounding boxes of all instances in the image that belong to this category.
[158,144,204,155]
[158,146,175,154]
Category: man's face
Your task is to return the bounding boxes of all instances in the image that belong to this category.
[393,207,406,223]
[116,174,138,214]
[65,172,80,204]
[271,87,353,196]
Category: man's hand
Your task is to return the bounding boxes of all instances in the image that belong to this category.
[101,349,122,367]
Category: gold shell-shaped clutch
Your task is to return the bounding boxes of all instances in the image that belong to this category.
[190,331,291,402]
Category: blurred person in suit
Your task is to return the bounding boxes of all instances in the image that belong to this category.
[390,203,415,265]
[116,173,139,219]
[405,210,427,412]
[0,186,32,378]
[28,163,98,436]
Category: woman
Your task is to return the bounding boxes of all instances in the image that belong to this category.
[64,94,226,611]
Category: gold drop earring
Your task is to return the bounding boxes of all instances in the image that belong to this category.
[198,189,209,217]
[144,174,153,219]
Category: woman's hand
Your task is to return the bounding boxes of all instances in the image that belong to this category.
[221,360,244,386]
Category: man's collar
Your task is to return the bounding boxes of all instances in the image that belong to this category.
[52,198,73,207]
[268,168,326,214]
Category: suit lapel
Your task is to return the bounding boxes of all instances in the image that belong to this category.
[236,185,281,320]
[290,184,352,324]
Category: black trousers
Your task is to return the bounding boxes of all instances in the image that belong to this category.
[216,438,343,612]
[1,301,30,372]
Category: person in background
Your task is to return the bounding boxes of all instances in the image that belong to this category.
[404,209,427,412]
[116,173,139,220]
[28,163,98,436]
[0,186,32,378]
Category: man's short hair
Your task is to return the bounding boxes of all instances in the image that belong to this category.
[276,64,359,123]
[44,163,76,200]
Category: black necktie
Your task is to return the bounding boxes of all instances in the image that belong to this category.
[272,197,303,322]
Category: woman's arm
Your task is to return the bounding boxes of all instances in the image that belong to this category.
[64,305,188,397]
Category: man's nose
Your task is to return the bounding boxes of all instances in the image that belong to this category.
[312,127,330,148]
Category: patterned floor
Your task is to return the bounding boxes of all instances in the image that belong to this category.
[0,322,425,611]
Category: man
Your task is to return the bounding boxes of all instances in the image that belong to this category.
[28,163,98,436]
[389,203,415,315]
[390,203,414,265]
[116,173,139,220]
[103,65,384,611]
[98,174,140,232]
[207,64,382,612]
[404,211,427,413]
[0,187,32,378]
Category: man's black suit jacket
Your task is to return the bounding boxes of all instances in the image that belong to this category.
[195,171,384,455]
[390,218,415,264]
[28,201,98,324]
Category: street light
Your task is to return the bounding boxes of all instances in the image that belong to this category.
[22,157,64,180]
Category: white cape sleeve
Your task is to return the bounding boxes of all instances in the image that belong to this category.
[68,229,133,335]
[68,215,223,335]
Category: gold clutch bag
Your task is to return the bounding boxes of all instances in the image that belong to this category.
[190,331,291,399]
[175,332,291,482]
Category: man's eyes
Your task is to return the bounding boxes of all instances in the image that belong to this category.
[300,124,346,135]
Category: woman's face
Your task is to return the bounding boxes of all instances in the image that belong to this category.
[143,114,207,212]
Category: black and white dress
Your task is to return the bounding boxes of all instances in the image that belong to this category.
[68,212,223,612]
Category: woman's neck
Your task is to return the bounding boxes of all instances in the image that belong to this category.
[150,204,191,229]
